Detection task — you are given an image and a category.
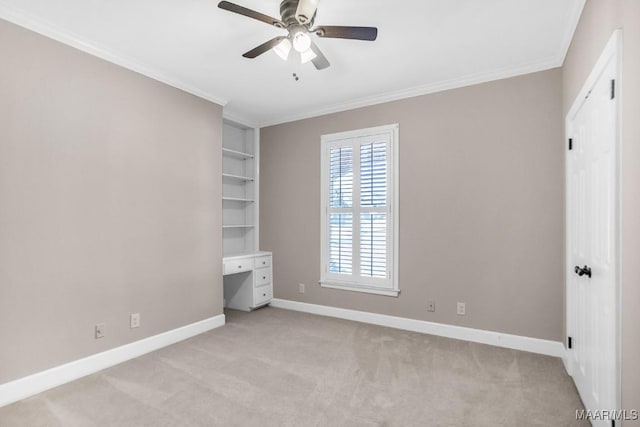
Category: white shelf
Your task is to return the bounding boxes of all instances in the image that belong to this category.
[223,197,255,203]
[222,148,254,160]
[223,225,255,229]
[223,173,254,182]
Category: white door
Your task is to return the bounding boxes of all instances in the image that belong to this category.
[566,33,620,426]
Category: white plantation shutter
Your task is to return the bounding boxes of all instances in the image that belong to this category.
[360,141,387,278]
[360,213,386,278]
[328,146,353,274]
[360,142,387,207]
[321,125,399,296]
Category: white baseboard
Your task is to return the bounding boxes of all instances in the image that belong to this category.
[0,314,225,408]
[271,299,567,359]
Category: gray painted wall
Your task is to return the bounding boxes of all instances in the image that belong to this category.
[0,19,223,384]
[562,0,640,420]
[260,69,564,342]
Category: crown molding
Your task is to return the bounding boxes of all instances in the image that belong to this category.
[0,3,228,107]
[222,111,259,129]
[258,56,563,127]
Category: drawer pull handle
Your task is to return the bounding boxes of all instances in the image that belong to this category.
[238,265,242,269]
[262,276,266,280]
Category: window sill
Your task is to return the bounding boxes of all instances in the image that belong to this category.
[319,281,400,297]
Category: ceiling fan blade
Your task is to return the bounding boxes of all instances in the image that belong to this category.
[295,0,319,25]
[242,36,287,59]
[310,42,330,70]
[218,1,285,28]
[313,26,378,41]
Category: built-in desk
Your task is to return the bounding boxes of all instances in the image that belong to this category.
[223,251,272,311]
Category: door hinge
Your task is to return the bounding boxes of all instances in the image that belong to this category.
[611,79,616,100]
[568,336,573,349]
[568,138,573,151]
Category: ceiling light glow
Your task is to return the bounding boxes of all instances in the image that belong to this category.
[292,32,312,53]
[274,38,292,61]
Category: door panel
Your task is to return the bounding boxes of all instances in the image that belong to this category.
[567,52,618,426]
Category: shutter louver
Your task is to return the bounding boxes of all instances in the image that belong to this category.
[329,147,352,208]
[329,213,352,274]
[360,142,388,278]
[360,142,387,207]
[329,146,353,274]
[360,213,387,277]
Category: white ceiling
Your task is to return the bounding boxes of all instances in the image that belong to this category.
[0,0,584,127]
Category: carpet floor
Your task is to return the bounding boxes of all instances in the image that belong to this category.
[0,307,587,426]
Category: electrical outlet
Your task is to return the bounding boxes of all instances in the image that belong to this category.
[130,313,140,329]
[299,283,305,293]
[457,302,466,316]
[427,301,436,312]
[95,323,105,339]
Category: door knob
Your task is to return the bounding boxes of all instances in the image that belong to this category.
[574,265,592,278]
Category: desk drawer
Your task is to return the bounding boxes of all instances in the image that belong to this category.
[254,286,272,306]
[223,259,254,275]
[254,268,271,287]
[255,256,272,268]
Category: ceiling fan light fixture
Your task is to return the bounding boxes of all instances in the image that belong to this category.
[274,38,292,60]
[300,48,317,64]
[218,0,378,71]
[292,31,312,53]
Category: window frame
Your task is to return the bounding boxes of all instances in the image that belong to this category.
[320,124,399,297]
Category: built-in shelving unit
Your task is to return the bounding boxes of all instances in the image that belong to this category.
[222,121,259,257]
[222,121,273,311]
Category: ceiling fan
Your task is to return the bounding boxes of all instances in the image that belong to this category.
[218,0,378,70]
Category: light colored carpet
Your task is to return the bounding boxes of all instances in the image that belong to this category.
[0,307,587,426]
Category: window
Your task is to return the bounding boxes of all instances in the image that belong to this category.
[320,124,399,296]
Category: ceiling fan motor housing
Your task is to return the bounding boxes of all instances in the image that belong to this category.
[280,0,315,28]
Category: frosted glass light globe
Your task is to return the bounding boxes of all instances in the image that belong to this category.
[292,31,312,53]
